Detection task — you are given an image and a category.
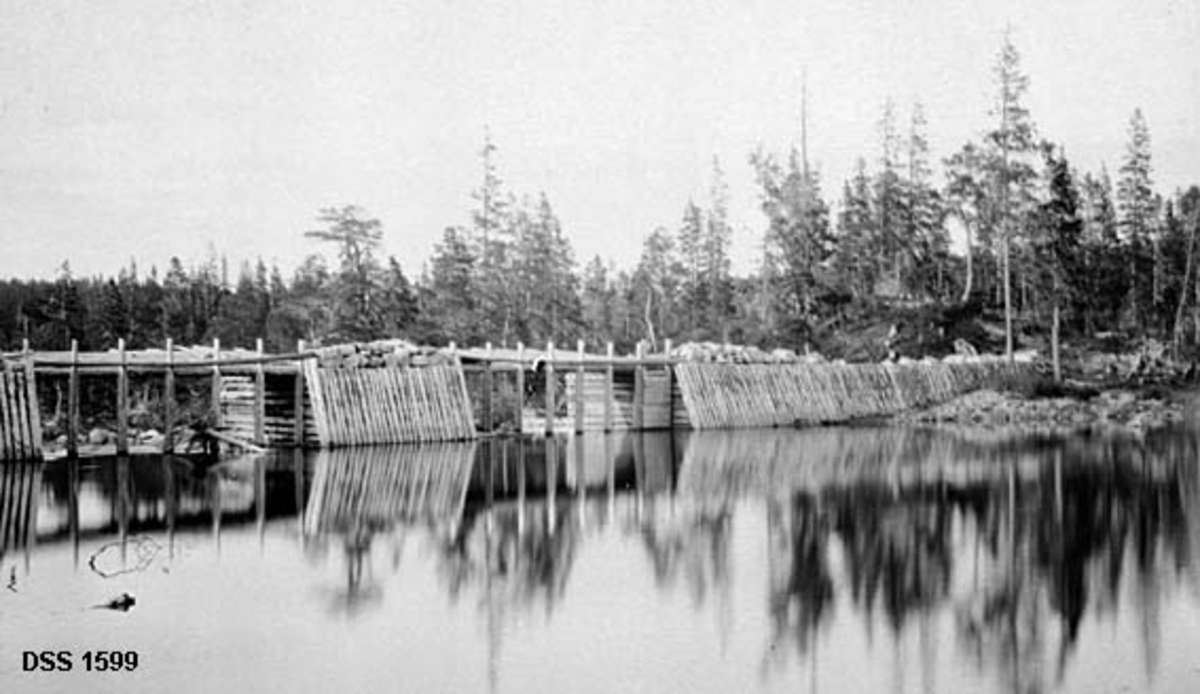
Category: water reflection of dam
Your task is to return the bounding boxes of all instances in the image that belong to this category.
[1,461,41,564]
[302,443,478,536]
[8,426,1200,693]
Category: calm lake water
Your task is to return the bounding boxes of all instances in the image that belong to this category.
[3,425,1200,693]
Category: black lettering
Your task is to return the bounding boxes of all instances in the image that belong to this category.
[56,651,73,671]
[22,652,39,671]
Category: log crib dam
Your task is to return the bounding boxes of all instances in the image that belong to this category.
[5,338,1032,458]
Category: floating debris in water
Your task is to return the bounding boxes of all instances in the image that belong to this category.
[88,536,163,578]
[90,592,136,612]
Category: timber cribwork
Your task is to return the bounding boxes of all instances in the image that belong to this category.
[16,336,1038,456]
[0,357,42,461]
[674,359,1029,429]
[303,361,476,447]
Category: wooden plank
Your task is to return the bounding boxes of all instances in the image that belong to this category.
[1,373,13,460]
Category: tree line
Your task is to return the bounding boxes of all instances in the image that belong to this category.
[3,33,1198,358]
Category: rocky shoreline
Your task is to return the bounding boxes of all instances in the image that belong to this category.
[900,386,1194,431]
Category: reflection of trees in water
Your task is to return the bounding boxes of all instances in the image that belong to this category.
[636,508,732,608]
[1,461,42,567]
[676,426,1200,692]
[765,495,835,665]
[829,485,954,634]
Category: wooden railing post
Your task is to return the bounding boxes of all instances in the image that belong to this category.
[483,342,494,433]
[23,340,42,459]
[116,338,129,455]
[574,339,585,434]
[515,342,525,434]
[604,342,614,432]
[164,338,175,454]
[663,338,673,428]
[67,339,79,459]
[254,338,266,446]
[211,338,222,429]
[633,341,645,430]
[544,340,555,437]
[294,339,306,447]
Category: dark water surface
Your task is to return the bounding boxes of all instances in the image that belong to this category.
[3,426,1200,693]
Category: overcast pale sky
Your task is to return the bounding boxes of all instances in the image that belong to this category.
[1,0,1198,281]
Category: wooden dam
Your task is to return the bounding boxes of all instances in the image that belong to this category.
[0,337,1029,462]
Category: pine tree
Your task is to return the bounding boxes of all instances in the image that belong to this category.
[986,29,1040,357]
[304,205,385,341]
[677,200,707,336]
[833,159,876,302]
[580,256,614,347]
[1117,108,1158,330]
[750,146,835,343]
[426,226,480,344]
[903,102,947,300]
[703,157,735,332]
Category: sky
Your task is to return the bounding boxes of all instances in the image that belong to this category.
[1,0,1198,282]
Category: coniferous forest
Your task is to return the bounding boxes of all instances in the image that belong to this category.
[3,35,1198,358]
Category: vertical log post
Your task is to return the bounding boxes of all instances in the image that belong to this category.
[116,338,129,455]
[604,342,614,432]
[67,339,79,459]
[663,338,673,428]
[515,343,525,434]
[164,338,176,454]
[22,340,42,459]
[633,341,646,430]
[483,342,494,433]
[544,341,556,436]
[294,339,307,447]
[254,338,266,446]
[574,339,585,434]
[211,338,222,429]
